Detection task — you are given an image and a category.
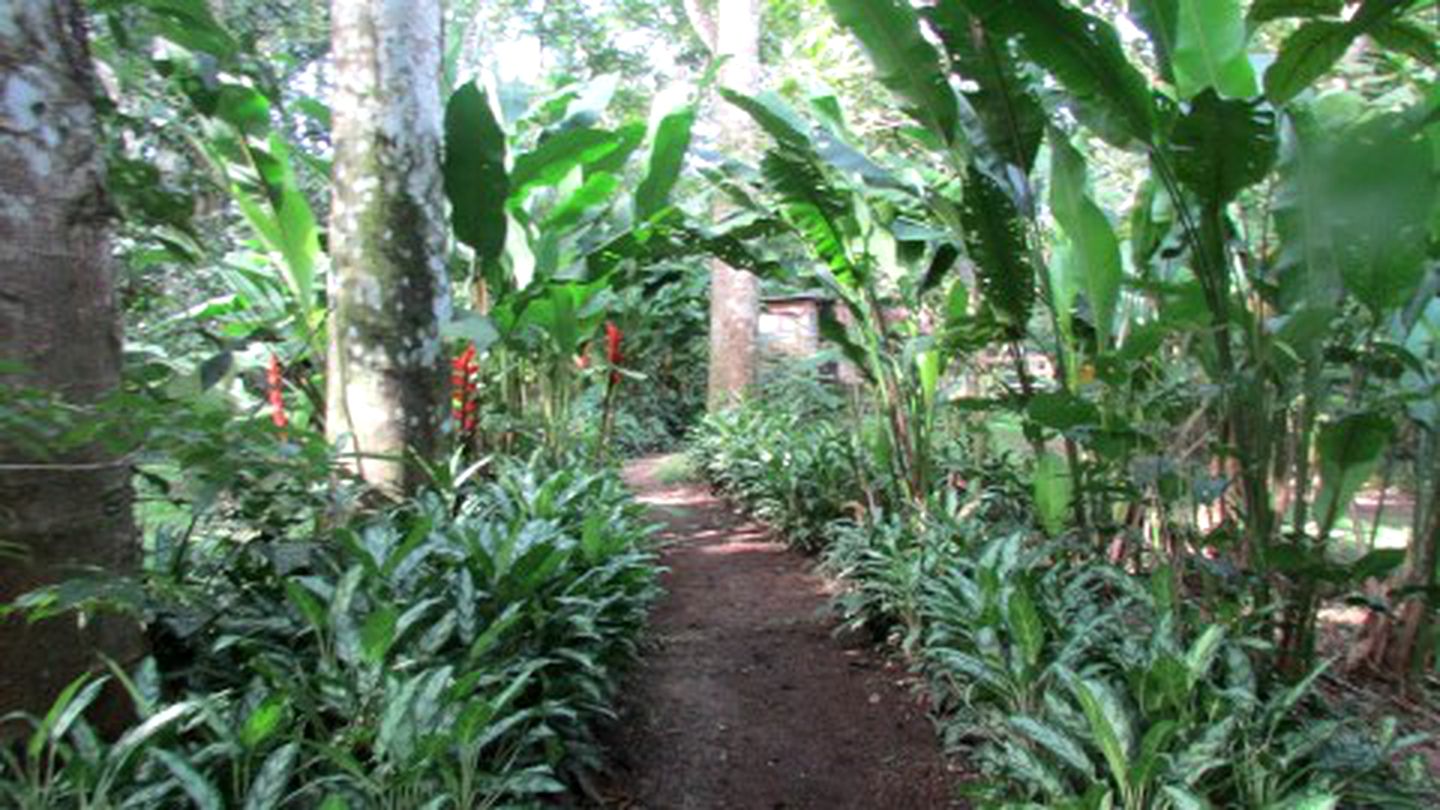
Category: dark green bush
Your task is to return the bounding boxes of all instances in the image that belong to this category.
[826,514,1433,809]
[1,453,659,808]
[699,386,1433,808]
[689,373,867,550]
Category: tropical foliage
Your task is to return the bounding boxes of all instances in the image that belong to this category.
[3,452,657,807]
[689,0,1440,804]
[4,0,1440,807]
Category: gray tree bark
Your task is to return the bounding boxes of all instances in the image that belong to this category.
[327,0,451,495]
[688,0,762,411]
[0,0,142,727]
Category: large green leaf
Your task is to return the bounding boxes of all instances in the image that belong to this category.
[1128,0,1179,81]
[961,168,1034,338]
[1127,0,1179,81]
[587,121,647,176]
[518,282,594,357]
[1034,453,1073,537]
[917,348,943,410]
[360,605,399,664]
[130,0,238,57]
[1049,136,1123,345]
[1330,113,1435,315]
[1173,0,1258,99]
[233,136,321,311]
[1008,584,1045,670]
[1314,413,1393,533]
[243,742,300,810]
[926,3,1047,178]
[635,97,697,223]
[444,82,510,260]
[1171,91,1278,206]
[761,151,859,284]
[1263,0,1416,105]
[1007,716,1096,779]
[152,749,223,810]
[826,0,962,147]
[719,89,813,151]
[1370,19,1440,66]
[1028,391,1102,433]
[1248,0,1344,24]
[1272,110,1343,309]
[959,0,1155,147]
[1068,675,1136,799]
[1263,21,1355,105]
[725,89,906,196]
[1127,177,1174,272]
[510,127,629,201]
[543,172,621,231]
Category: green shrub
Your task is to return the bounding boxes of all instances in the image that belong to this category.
[826,510,1432,809]
[687,362,882,549]
[690,398,864,550]
[1,455,659,808]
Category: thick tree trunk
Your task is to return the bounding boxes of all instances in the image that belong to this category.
[0,0,142,728]
[327,0,451,495]
[696,0,761,411]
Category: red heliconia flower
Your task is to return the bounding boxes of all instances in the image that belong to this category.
[267,353,289,430]
[451,343,480,434]
[604,321,623,365]
[604,321,623,387]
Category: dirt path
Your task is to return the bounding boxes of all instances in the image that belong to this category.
[601,455,960,809]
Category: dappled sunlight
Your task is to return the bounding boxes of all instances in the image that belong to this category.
[693,540,785,556]
[638,489,713,508]
[681,525,771,545]
[1319,605,1370,629]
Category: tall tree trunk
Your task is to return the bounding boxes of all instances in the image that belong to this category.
[689,0,761,411]
[0,0,142,729]
[327,0,451,495]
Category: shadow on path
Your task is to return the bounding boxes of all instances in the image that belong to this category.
[601,455,961,809]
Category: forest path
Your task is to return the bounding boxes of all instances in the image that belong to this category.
[600,455,960,809]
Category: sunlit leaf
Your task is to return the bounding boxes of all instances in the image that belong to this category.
[1173,0,1257,99]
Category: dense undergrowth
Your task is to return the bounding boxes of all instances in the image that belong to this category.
[1,440,658,808]
[691,366,866,549]
[692,380,1436,809]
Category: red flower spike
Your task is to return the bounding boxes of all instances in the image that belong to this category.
[604,321,623,365]
[451,342,480,437]
[604,322,624,387]
[266,354,288,430]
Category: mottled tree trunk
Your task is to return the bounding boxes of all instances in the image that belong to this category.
[690,0,761,412]
[327,0,451,495]
[0,0,142,729]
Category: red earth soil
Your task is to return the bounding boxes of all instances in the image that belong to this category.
[593,455,963,809]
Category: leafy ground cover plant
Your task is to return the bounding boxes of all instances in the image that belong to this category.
[697,396,1434,808]
[1,451,658,809]
[690,365,871,550]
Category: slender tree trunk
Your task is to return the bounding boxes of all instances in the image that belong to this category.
[327,0,451,495]
[690,0,761,411]
[1351,432,1439,689]
[0,0,142,729]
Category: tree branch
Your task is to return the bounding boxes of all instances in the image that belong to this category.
[683,0,717,52]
